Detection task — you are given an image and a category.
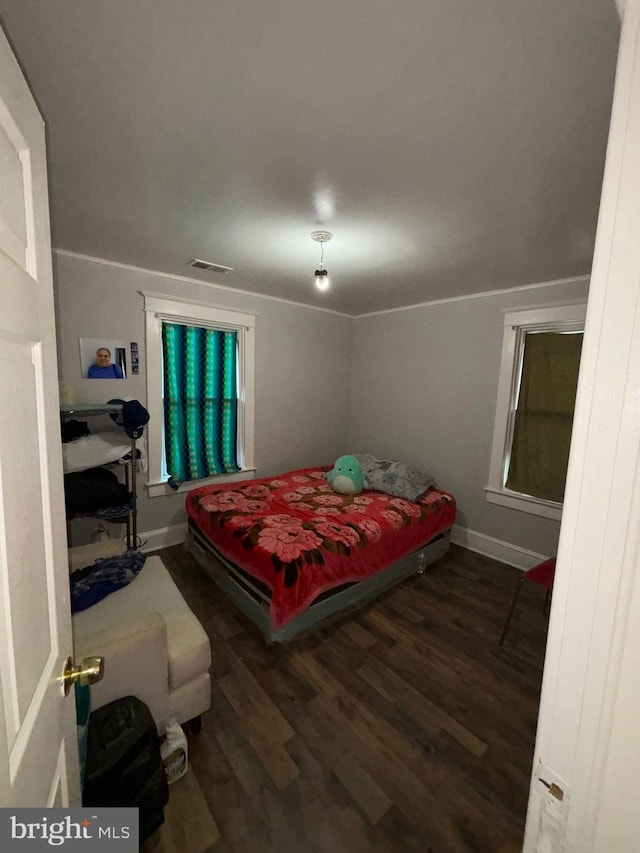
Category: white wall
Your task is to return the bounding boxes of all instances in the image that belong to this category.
[53,252,353,536]
[54,250,591,560]
[348,278,590,559]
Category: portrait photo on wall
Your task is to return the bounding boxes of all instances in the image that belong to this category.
[80,338,127,379]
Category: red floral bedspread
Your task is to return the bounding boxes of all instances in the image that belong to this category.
[186,466,456,630]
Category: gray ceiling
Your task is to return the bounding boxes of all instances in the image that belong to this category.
[0,1,620,315]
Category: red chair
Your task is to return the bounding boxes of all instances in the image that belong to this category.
[499,557,556,645]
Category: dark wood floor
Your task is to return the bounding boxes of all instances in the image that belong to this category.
[144,544,548,853]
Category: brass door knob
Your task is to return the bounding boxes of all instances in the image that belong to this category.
[61,655,105,696]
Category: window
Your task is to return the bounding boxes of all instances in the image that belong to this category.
[486,302,586,520]
[143,293,255,498]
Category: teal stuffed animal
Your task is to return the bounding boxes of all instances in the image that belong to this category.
[326,455,367,495]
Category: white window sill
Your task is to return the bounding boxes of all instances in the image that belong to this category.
[146,468,257,498]
[484,486,563,521]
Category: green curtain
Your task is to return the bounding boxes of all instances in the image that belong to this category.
[506,331,583,503]
[162,322,240,487]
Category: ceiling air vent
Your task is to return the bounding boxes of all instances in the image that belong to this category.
[188,258,234,274]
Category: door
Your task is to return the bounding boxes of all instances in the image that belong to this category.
[0,26,79,805]
[524,1,640,850]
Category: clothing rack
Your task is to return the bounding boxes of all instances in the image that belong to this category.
[61,403,142,550]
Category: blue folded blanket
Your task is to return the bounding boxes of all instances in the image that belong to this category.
[71,549,146,613]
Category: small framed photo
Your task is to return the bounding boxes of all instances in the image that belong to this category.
[80,338,127,380]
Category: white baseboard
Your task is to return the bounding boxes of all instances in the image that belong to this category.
[139,522,188,553]
[451,524,549,571]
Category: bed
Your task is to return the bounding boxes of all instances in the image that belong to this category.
[185,465,456,642]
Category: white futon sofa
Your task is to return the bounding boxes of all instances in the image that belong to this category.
[72,548,211,733]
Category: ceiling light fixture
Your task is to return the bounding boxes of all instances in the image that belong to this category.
[311,230,332,292]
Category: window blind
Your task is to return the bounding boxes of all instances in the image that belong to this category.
[506,330,583,503]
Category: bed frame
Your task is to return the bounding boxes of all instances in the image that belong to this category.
[185,519,451,642]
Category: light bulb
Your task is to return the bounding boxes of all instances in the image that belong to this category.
[314,270,330,291]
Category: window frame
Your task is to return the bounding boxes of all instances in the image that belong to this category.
[143,292,256,498]
[486,301,587,520]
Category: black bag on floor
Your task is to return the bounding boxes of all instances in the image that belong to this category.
[83,695,169,842]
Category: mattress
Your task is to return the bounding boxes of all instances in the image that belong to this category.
[185,466,456,630]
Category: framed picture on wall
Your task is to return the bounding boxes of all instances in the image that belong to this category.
[79,338,127,379]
